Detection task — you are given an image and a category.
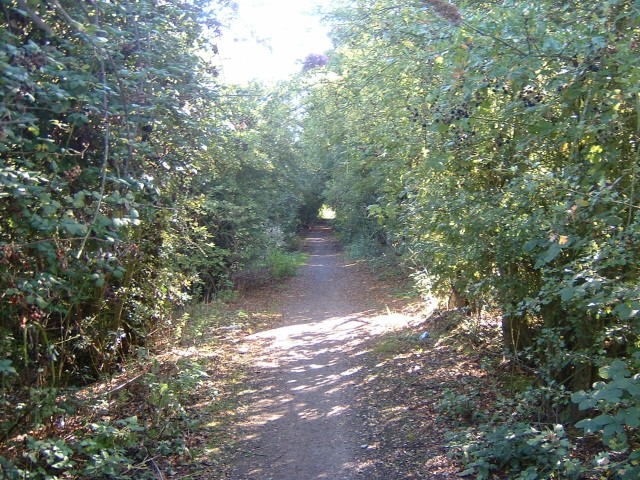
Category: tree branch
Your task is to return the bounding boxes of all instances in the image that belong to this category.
[16,0,53,36]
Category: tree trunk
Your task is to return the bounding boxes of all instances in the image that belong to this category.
[501,312,532,353]
[447,285,468,309]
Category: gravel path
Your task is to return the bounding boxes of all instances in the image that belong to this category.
[229,226,417,480]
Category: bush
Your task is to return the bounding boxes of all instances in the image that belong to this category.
[451,421,583,479]
[571,354,640,479]
[265,251,308,279]
[436,388,481,425]
[343,236,385,260]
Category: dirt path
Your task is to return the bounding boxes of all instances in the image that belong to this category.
[229,226,419,480]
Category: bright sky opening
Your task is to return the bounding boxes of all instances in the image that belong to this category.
[217,0,334,84]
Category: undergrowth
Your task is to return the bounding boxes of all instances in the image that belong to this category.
[0,302,248,479]
[429,310,640,480]
[232,249,309,291]
[264,250,309,279]
[366,305,639,479]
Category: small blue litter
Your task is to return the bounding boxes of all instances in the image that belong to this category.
[419,331,430,341]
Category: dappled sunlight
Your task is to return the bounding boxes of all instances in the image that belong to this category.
[246,311,416,351]
[340,366,361,377]
[327,405,349,417]
[233,305,417,479]
[307,253,342,260]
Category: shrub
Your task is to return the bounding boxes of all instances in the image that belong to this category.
[451,421,583,479]
[265,251,308,279]
[571,354,640,479]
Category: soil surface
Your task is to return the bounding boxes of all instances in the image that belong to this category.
[228,226,460,480]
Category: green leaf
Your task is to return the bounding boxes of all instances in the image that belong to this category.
[594,387,623,403]
[618,407,640,428]
[35,296,49,309]
[112,267,125,279]
[67,113,89,125]
[0,359,17,375]
[575,418,597,434]
[458,467,477,476]
[535,243,561,268]
[51,101,71,114]
[61,219,88,236]
[602,421,624,440]
[613,302,640,320]
[604,215,623,226]
[600,360,630,380]
[560,287,576,302]
[72,192,86,208]
[579,398,597,411]
[571,391,588,403]
[525,119,553,135]
[593,414,616,427]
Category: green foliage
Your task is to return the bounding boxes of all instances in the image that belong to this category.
[571,354,640,478]
[0,0,322,458]
[300,0,640,476]
[307,0,640,358]
[19,437,76,479]
[0,351,223,478]
[343,236,386,260]
[79,417,142,478]
[452,422,583,480]
[264,251,309,279]
[0,417,144,479]
[0,0,221,387]
[436,388,481,425]
[2,0,638,476]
